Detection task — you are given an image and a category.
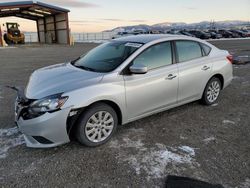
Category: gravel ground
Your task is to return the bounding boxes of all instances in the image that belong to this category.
[0,39,250,188]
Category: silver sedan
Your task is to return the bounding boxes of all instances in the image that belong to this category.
[15,34,233,148]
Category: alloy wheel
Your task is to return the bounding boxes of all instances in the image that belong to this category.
[84,111,114,143]
[206,80,221,103]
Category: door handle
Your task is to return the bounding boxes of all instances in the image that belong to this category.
[201,66,210,71]
[166,74,177,80]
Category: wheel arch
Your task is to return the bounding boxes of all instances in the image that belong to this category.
[211,73,224,89]
[201,73,225,99]
[89,100,123,125]
[67,99,123,140]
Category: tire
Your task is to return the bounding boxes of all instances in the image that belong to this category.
[76,103,118,147]
[3,34,10,44]
[202,77,222,105]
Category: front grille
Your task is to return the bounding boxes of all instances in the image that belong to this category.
[16,98,36,120]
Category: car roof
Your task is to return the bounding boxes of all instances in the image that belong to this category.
[113,34,217,50]
[114,34,185,44]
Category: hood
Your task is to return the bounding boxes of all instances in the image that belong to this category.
[25,63,104,99]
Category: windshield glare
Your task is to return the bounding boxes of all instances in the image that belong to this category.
[73,41,142,73]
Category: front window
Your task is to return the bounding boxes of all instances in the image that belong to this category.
[72,41,142,72]
[133,42,173,70]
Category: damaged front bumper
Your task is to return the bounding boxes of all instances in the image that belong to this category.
[16,107,71,148]
[13,87,71,148]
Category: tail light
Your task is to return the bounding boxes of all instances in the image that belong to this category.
[226,55,233,64]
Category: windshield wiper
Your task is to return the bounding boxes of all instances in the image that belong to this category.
[71,57,81,64]
[74,65,98,72]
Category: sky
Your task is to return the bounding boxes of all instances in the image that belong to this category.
[0,0,250,32]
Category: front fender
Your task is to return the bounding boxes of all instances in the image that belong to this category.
[62,80,127,124]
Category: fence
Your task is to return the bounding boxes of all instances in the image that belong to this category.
[24,32,115,43]
[24,32,38,43]
[71,32,114,42]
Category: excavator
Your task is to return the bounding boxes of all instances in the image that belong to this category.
[3,22,25,44]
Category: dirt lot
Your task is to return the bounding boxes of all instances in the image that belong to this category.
[0,39,250,188]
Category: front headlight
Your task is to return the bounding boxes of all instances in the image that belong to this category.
[28,94,68,115]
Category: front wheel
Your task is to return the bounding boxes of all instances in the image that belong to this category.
[76,103,118,147]
[202,77,222,105]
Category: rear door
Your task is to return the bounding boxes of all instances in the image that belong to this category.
[175,40,213,103]
[123,41,178,120]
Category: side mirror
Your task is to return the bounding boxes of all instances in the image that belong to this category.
[129,64,148,74]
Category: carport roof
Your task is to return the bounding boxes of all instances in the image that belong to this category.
[0,1,70,20]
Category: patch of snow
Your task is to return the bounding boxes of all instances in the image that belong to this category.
[0,127,19,137]
[233,76,241,80]
[109,138,144,150]
[127,127,145,134]
[242,81,249,85]
[211,103,218,107]
[203,137,216,144]
[237,178,250,188]
[180,135,187,140]
[223,120,236,125]
[178,146,195,156]
[23,162,37,173]
[0,127,24,159]
[109,138,198,180]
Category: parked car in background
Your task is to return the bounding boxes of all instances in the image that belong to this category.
[229,30,248,38]
[217,30,233,38]
[218,29,238,38]
[112,31,133,39]
[15,34,233,148]
[132,29,147,35]
[206,30,222,39]
[179,30,195,37]
[149,30,164,34]
[166,30,181,35]
[188,30,211,39]
[241,30,250,37]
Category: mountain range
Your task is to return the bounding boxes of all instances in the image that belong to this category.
[106,20,250,32]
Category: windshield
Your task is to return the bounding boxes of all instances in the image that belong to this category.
[7,23,18,30]
[72,41,143,73]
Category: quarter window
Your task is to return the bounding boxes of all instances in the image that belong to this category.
[200,43,212,56]
[176,41,202,62]
[133,42,172,70]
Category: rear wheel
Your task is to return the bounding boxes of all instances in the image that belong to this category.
[76,103,118,147]
[202,77,222,105]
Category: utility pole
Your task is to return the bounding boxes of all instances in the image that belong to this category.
[0,25,3,47]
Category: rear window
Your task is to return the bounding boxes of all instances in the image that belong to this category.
[175,40,203,62]
[200,43,212,56]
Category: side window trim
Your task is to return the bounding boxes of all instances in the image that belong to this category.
[174,39,204,63]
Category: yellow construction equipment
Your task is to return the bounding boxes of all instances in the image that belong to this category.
[3,22,25,44]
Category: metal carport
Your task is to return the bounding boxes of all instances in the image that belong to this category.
[0,1,70,44]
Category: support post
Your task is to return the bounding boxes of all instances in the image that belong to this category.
[53,15,57,43]
[36,20,40,43]
[0,26,3,47]
[65,13,70,45]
